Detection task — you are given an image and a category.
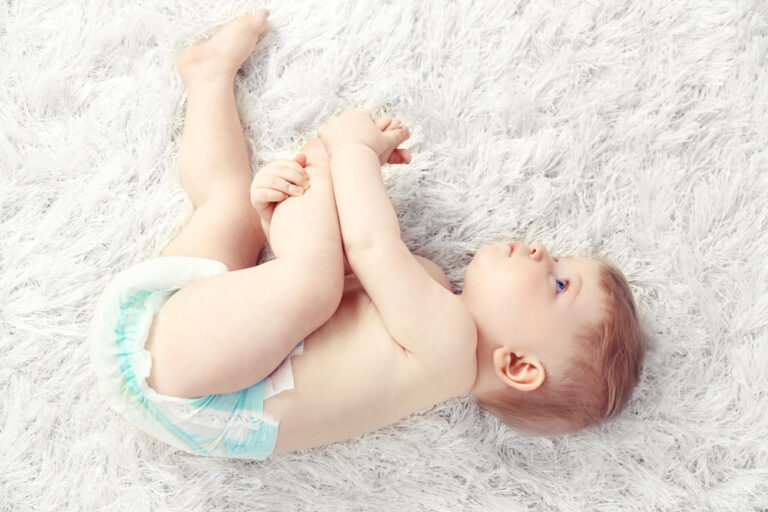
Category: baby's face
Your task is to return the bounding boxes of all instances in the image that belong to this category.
[462,242,605,375]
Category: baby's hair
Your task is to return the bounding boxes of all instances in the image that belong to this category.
[474,258,645,436]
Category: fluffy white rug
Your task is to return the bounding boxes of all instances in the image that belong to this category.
[2,0,767,510]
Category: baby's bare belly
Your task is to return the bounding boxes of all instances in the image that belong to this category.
[262,275,439,454]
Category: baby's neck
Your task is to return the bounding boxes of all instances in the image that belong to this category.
[465,330,498,397]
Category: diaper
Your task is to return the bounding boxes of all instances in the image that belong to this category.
[88,256,303,460]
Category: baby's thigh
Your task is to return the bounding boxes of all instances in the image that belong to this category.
[145,259,336,398]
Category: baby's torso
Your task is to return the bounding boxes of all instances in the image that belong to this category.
[263,272,467,455]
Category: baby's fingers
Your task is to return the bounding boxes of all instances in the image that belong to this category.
[382,125,410,151]
[292,152,307,168]
[273,161,310,190]
[250,178,303,215]
[258,173,307,197]
[256,160,309,189]
[251,187,290,210]
[387,148,411,165]
[375,117,392,130]
[273,157,309,182]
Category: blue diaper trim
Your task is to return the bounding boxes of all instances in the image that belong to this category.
[113,288,278,459]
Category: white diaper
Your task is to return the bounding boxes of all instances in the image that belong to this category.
[88,256,303,459]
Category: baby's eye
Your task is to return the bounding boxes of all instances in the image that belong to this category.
[556,278,568,294]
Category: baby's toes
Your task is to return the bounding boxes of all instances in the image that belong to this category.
[375,117,392,131]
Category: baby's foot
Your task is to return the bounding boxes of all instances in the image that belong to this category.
[375,117,411,165]
[301,118,411,165]
[178,10,269,85]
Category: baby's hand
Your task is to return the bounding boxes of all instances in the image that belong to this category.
[318,109,411,165]
[250,153,310,224]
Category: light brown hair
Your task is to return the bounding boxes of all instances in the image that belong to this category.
[474,258,644,435]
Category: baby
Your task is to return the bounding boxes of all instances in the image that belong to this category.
[89,11,644,460]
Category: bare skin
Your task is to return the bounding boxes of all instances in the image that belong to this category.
[143,12,605,455]
[143,12,466,454]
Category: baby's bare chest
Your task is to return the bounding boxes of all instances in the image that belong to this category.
[263,276,443,454]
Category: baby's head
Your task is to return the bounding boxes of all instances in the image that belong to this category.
[461,241,644,435]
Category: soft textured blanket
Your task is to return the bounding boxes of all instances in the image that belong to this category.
[1,0,767,510]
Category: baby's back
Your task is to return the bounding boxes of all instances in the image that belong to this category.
[263,260,474,454]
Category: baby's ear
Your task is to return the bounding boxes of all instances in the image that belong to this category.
[492,348,546,391]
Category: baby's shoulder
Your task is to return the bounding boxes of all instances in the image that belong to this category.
[345,248,474,396]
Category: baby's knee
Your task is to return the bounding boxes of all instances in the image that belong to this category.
[300,137,330,163]
[290,256,345,318]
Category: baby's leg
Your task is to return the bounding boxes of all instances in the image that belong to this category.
[146,12,344,398]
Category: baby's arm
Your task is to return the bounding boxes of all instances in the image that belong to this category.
[318,111,475,363]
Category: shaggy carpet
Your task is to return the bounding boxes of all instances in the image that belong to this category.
[2,0,767,510]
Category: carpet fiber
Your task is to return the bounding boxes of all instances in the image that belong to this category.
[2,0,767,510]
